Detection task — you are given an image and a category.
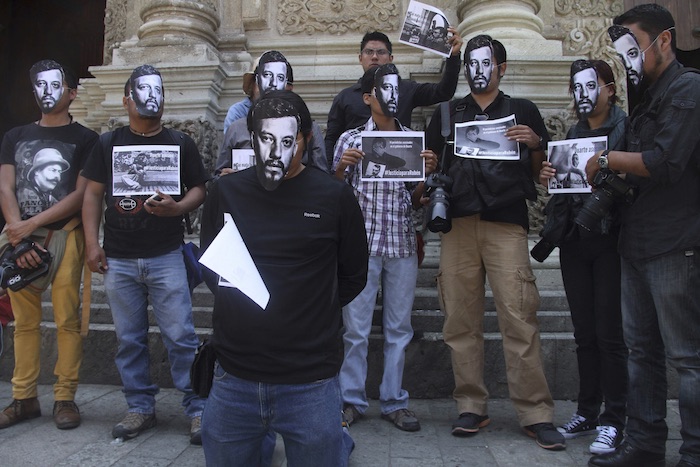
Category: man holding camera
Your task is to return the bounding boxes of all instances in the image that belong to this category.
[425,35,564,450]
[585,5,700,467]
[0,59,98,430]
[332,64,437,432]
[82,65,208,444]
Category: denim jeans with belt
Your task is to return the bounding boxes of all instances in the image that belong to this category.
[104,247,204,418]
[202,363,353,467]
[621,248,700,464]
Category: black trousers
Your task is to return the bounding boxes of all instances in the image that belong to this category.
[559,233,628,429]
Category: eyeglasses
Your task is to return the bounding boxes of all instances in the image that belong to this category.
[362,48,390,57]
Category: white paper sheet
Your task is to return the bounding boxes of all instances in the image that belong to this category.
[198,213,270,309]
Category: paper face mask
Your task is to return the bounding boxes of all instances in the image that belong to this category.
[33,69,64,114]
[572,67,599,118]
[131,74,163,117]
[253,116,299,191]
[467,45,493,93]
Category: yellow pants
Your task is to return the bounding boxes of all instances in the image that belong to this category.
[9,227,85,401]
[436,215,554,427]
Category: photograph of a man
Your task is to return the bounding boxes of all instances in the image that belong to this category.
[250,98,301,191]
[572,62,600,119]
[129,65,163,117]
[466,41,494,93]
[256,51,290,93]
[608,25,644,89]
[365,161,385,178]
[365,136,406,169]
[547,142,593,191]
[461,126,500,152]
[20,147,70,214]
[31,60,65,114]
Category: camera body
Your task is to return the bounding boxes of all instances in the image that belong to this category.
[0,239,53,292]
[530,238,557,263]
[425,172,453,233]
[575,169,636,231]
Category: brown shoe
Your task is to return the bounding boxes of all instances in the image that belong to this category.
[0,398,41,429]
[53,400,81,430]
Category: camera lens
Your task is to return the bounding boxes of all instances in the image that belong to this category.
[575,189,615,231]
[427,188,451,233]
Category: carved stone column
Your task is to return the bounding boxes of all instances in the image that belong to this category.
[137,0,219,47]
[456,0,562,55]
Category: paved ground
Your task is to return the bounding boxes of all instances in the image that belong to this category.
[0,382,684,466]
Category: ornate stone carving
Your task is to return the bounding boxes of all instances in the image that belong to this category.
[554,0,623,18]
[277,0,401,35]
[103,0,128,66]
[544,110,573,142]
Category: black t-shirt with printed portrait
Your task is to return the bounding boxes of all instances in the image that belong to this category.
[0,121,98,229]
[81,126,209,258]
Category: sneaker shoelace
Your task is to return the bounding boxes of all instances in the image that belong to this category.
[595,425,618,445]
[562,413,587,431]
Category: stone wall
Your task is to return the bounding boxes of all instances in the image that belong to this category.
[73,0,625,231]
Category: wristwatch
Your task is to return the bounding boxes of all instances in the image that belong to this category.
[598,150,610,169]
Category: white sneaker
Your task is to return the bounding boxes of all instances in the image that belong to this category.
[590,425,623,454]
[556,413,598,439]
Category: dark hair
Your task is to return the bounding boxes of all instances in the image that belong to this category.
[361,31,392,55]
[372,137,387,148]
[361,63,400,94]
[569,59,618,106]
[607,24,631,43]
[130,64,163,93]
[614,3,676,53]
[255,50,292,83]
[247,94,302,137]
[466,126,480,135]
[124,78,131,97]
[464,35,506,67]
[29,59,77,89]
[257,90,312,137]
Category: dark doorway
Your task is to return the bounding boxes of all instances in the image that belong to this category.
[0,0,106,139]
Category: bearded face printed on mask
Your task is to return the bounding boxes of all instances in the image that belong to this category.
[131,74,163,117]
[249,97,303,191]
[375,73,399,117]
[31,64,65,114]
[466,45,493,93]
[609,26,643,88]
[572,67,599,119]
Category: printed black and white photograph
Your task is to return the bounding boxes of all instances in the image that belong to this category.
[231,149,255,171]
[399,0,452,58]
[14,140,76,219]
[454,114,519,160]
[360,131,425,182]
[547,136,608,193]
[111,145,181,196]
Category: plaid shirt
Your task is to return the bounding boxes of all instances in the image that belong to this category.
[332,117,417,258]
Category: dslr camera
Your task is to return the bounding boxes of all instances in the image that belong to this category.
[575,169,637,231]
[425,172,453,233]
[0,239,53,292]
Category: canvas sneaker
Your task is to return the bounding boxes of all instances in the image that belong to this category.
[557,413,598,439]
[590,425,624,454]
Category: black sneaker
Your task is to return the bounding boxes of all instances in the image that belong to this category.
[557,413,598,439]
[589,425,623,454]
[451,412,490,436]
[524,422,567,451]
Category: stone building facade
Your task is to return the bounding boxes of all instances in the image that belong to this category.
[72,0,626,230]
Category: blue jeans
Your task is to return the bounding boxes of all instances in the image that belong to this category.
[339,255,417,414]
[104,248,204,418]
[621,248,700,463]
[201,363,353,467]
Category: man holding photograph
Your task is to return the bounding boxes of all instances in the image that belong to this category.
[325,29,463,163]
[333,63,437,432]
[425,34,564,451]
[82,64,209,445]
[586,5,700,466]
